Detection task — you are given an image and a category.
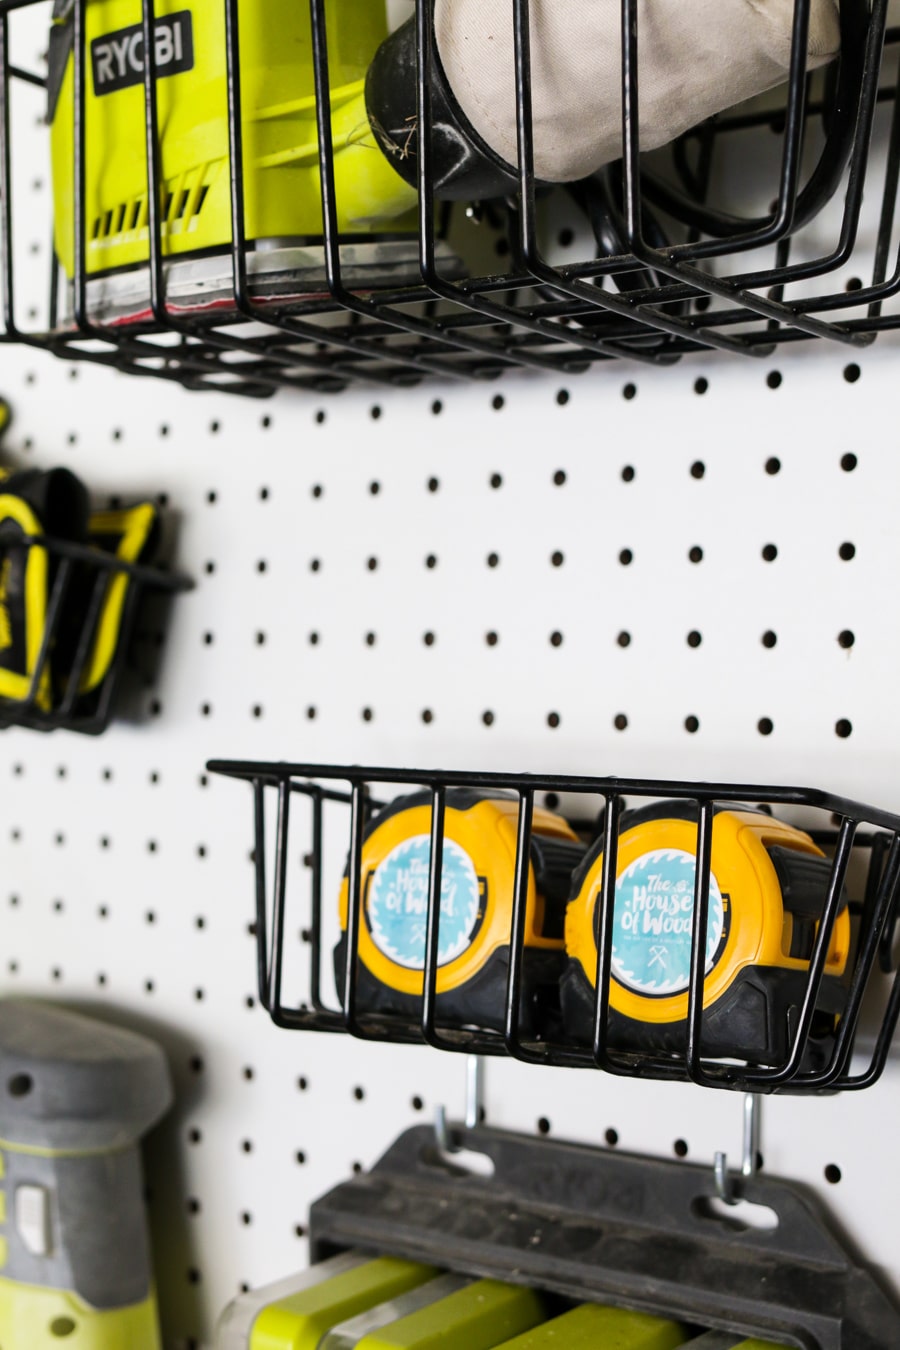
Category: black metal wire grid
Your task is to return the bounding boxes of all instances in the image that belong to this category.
[0,0,897,395]
[207,758,900,1095]
[0,525,191,732]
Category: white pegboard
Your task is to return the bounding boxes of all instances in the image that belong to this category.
[2,4,900,1348]
[1,341,900,1348]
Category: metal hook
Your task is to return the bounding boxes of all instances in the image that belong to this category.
[714,1092,762,1205]
[435,1054,485,1153]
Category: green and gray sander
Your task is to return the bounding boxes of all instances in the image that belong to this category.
[0,1000,171,1347]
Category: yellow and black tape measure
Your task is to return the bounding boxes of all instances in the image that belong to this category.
[562,802,851,1063]
[335,790,586,1037]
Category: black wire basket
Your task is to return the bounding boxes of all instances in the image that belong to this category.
[0,525,190,733]
[0,0,897,396]
[208,758,900,1095]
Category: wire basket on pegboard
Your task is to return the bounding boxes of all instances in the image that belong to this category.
[0,522,190,733]
[0,0,896,396]
[208,758,900,1095]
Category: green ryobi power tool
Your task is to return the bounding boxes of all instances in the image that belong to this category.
[48,0,458,327]
[0,1000,172,1348]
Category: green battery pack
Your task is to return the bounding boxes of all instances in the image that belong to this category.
[322,1274,545,1350]
[492,1302,687,1349]
[215,1252,437,1350]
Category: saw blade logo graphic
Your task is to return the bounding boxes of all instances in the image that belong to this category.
[368,834,481,970]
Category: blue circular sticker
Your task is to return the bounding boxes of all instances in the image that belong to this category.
[367,834,482,970]
[610,848,726,996]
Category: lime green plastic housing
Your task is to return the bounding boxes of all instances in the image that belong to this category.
[50,0,418,279]
[0,1277,161,1349]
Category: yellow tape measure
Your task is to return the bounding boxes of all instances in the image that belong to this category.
[336,790,585,1036]
[562,803,850,1063]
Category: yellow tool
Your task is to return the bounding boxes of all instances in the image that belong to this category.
[48,0,438,325]
[562,802,850,1062]
[335,790,585,1036]
[0,1000,171,1349]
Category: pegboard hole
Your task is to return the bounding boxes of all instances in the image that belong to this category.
[835,719,853,739]
[490,472,503,489]
[765,457,781,475]
[825,1164,842,1184]
[353,1086,365,1101]
[762,544,778,562]
[7,1073,33,1098]
[421,709,434,725]
[617,631,632,648]
[843,364,861,384]
[685,716,700,734]
[368,480,380,496]
[690,461,706,479]
[614,714,628,731]
[362,707,373,723]
[689,546,703,564]
[687,630,702,648]
[766,371,783,390]
[551,551,565,568]
[619,549,633,566]
[296,1151,306,1164]
[428,476,440,492]
[482,710,495,727]
[537,1117,551,1135]
[315,410,327,425]
[431,400,443,415]
[295,1224,308,1237]
[188,1128,202,1145]
[485,631,499,647]
[423,632,436,647]
[49,1318,76,1338]
[622,383,637,401]
[259,486,270,501]
[240,1212,252,1226]
[297,1076,309,1091]
[370,406,382,420]
[553,469,567,485]
[693,377,708,396]
[758,718,774,737]
[621,465,635,482]
[492,395,505,411]
[762,631,778,649]
[839,542,856,561]
[841,452,858,472]
[547,712,561,729]
[426,554,438,569]
[241,1139,253,1154]
[550,631,563,647]
[311,484,323,499]
[673,1139,689,1158]
[605,1128,619,1147]
[838,630,855,649]
[411,1095,424,1111]
[556,389,569,406]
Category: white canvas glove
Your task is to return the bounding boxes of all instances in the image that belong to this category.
[434,0,841,182]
